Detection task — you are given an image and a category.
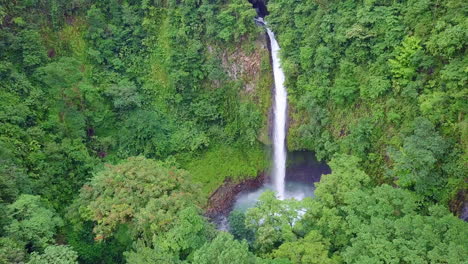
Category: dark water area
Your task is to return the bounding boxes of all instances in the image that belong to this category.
[248,0,268,17]
[461,204,468,221]
[285,151,331,183]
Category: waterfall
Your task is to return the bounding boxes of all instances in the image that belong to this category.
[258,18,288,200]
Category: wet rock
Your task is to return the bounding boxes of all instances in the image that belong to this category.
[205,172,266,219]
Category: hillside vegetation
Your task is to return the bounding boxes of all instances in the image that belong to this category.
[0,0,466,263]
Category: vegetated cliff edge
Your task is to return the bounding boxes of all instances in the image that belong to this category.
[267,0,467,217]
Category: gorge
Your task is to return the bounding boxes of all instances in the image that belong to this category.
[210,3,332,225]
[1,0,466,262]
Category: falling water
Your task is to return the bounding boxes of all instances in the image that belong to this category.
[259,19,288,200]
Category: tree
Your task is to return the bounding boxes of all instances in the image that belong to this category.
[245,191,302,254]
[0,237,26,264]
[225,101,262,146]
[6,195,63,251]
[389,36,423,91]
[193,232,256,264]
[155,207,214,261]
[330,60,359,105]
[228,210,254,242]
[105,79,142,111]
[117,110,209,158]
[215,0,257,42]
[388,117,448,199]
[15,29,48,69]
[0,139,29,207]
[314,154,371,207]
[272,231,337,264]
[27,245,78,264]
[72,157,202,242]
[125,242,180,264]
[341,186,468,263]
[125,207,214,263]
[298,154,371,249]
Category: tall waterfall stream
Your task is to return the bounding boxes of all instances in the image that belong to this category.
[233,17,331,207]
[265,21,288,199]
[210,16,330,229]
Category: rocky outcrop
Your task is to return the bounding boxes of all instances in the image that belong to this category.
[220,34,269,94]
[205,172,266,219]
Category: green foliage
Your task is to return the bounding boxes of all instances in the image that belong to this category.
[65,221,129,264]
[193,232,256,264]
[185,145,268,196]
[215,0,257,42]
[388,117,448,200]
[314,154,370,207]
[291,96,332,160]
[155,207,214,260]
[28,138,97,209]
[125,207,214,263]
[105,79,142,111]
[0,144,29,205]
[341,186,468,263]
[228,210,254,242]
[297,154,467,263]
[0,237,26,264]
[117,110,175,157]
[85,3,146,72]
[1,0,466,263]
[125,242,179,264]
[225,101,263,146]
[6,195,63,251]
[272,231,337,264]
[253,154,468,264]
[27,245,78,264]
[330,60,359,105]
[72,157,201,242]
[389,36,423,91]
[16,29,48,68]
[245,191,303,254]
[269,0,467,205]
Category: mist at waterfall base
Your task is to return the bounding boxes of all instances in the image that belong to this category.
[231,17,331,211]
[233,152,331,212]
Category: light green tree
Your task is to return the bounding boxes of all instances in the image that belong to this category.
[72,157,202,242]
[193,232,256,264]
[342,185,468,263]
[27,245,78,264]
[272,231,338,264]
[6,195,63,251]
[125,207,214,263]
[314,154,371,207]
[245,191,302,254]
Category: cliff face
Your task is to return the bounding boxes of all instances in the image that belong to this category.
[217,33,273,145]
[184,30,274,200]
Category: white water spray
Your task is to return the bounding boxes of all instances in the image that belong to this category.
[258,18,287,200]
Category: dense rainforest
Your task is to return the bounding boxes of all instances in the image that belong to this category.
[0,0,466,263]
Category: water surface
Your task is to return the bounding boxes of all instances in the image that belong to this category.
[233,151,330,212]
